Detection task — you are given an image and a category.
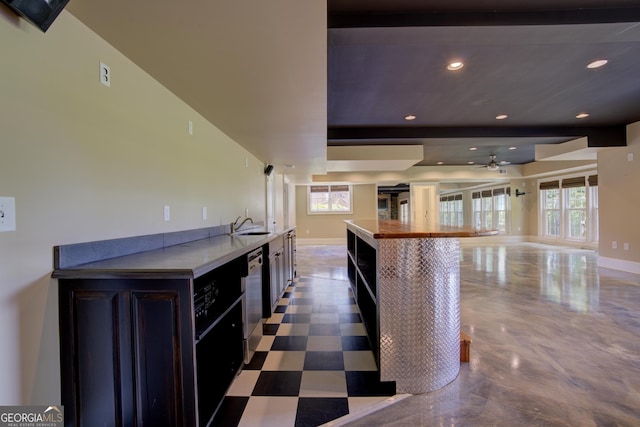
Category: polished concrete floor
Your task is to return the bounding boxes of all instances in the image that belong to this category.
[296,242,640,426]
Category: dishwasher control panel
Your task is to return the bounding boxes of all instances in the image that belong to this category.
[247,248,263,272]
[194,281,219,321]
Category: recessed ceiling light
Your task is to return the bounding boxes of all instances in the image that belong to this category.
[437,161,444,165]
[469,147,477,151]
[447,61,464,71]
[576,112,590,119]
[509,146,517,150]
[587,59,608,69]
[496,114,508,120]
[405,114,416,121]
[468,161,475,165]
[284,164,295,169]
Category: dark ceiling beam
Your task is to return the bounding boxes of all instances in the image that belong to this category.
[327,125,627,147]
[328,8,640,28]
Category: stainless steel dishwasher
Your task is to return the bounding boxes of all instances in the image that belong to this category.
[242,248,263,364]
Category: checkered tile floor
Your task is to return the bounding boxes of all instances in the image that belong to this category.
[211,276,396,427]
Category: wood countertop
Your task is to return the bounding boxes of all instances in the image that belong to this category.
[345,219,498,239]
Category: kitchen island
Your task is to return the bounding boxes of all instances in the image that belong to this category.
[345,219,497,394]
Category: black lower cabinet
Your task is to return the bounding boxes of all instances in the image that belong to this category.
[196,301,244,426]
[59,279,196,427]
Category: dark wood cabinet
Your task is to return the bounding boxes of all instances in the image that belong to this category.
[58,278,196,427]
[346,230,380,366]
[54,226,295,426]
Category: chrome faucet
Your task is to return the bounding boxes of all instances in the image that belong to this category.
[230,216,253,234]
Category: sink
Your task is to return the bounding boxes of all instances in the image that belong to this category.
[239,231,271,236]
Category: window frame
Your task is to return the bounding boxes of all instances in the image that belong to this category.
[439,193,463,226]
[307,184,353,215]
[538,173,598,246]
[471,186,511,233]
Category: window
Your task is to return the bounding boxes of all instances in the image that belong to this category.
[589,175,599,243]
[538,174,598,245]
[472,193,482,229]
[471,187,511,232]
[454,195,463,227]
[439,194,463,226]
[540,180,560,238]
[308,184,352,214]
[562,176,586,241]
[482,190,493,230]
[493,188,508,232]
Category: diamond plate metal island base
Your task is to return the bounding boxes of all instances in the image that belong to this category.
[346,220,496,394]
[378,238,460,393]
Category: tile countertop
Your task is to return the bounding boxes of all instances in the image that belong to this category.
[345,219,498,239]
[52,226,294,280]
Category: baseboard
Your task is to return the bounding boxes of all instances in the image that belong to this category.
[598,256,640,275]
[532,238,598,251]
[297,238,347,245]
[459,235,532,244]
[303,236,531,245]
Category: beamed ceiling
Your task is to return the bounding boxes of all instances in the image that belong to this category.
[62,1,640,176]
[328,0,640,169]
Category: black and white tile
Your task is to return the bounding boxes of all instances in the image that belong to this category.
[212,276,395,427]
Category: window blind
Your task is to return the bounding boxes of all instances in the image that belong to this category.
[561,177,585,188]
[539,180,560,190]
[588,175,598,187]
[310,185,329,193]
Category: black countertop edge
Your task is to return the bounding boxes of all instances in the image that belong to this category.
[51,269,197,280]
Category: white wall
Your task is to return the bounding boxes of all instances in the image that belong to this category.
[0,12,265,404]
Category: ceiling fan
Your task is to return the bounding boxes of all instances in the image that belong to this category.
[483,155,510,171]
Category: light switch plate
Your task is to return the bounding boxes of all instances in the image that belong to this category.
[0,197,16,232]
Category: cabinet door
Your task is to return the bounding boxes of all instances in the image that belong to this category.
[130,287,196,427]
[59,279,196,427]
[59,288,128,427]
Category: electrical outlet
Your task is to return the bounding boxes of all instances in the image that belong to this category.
[188,120,193,135]
[612,241,617,249]
[624,243,629,251]
[202,207,207,221]
[99,62,111,87]
[245,208,249,217]
[164,205,170,222]
[0,197,16,232]
[628,153,634,161]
